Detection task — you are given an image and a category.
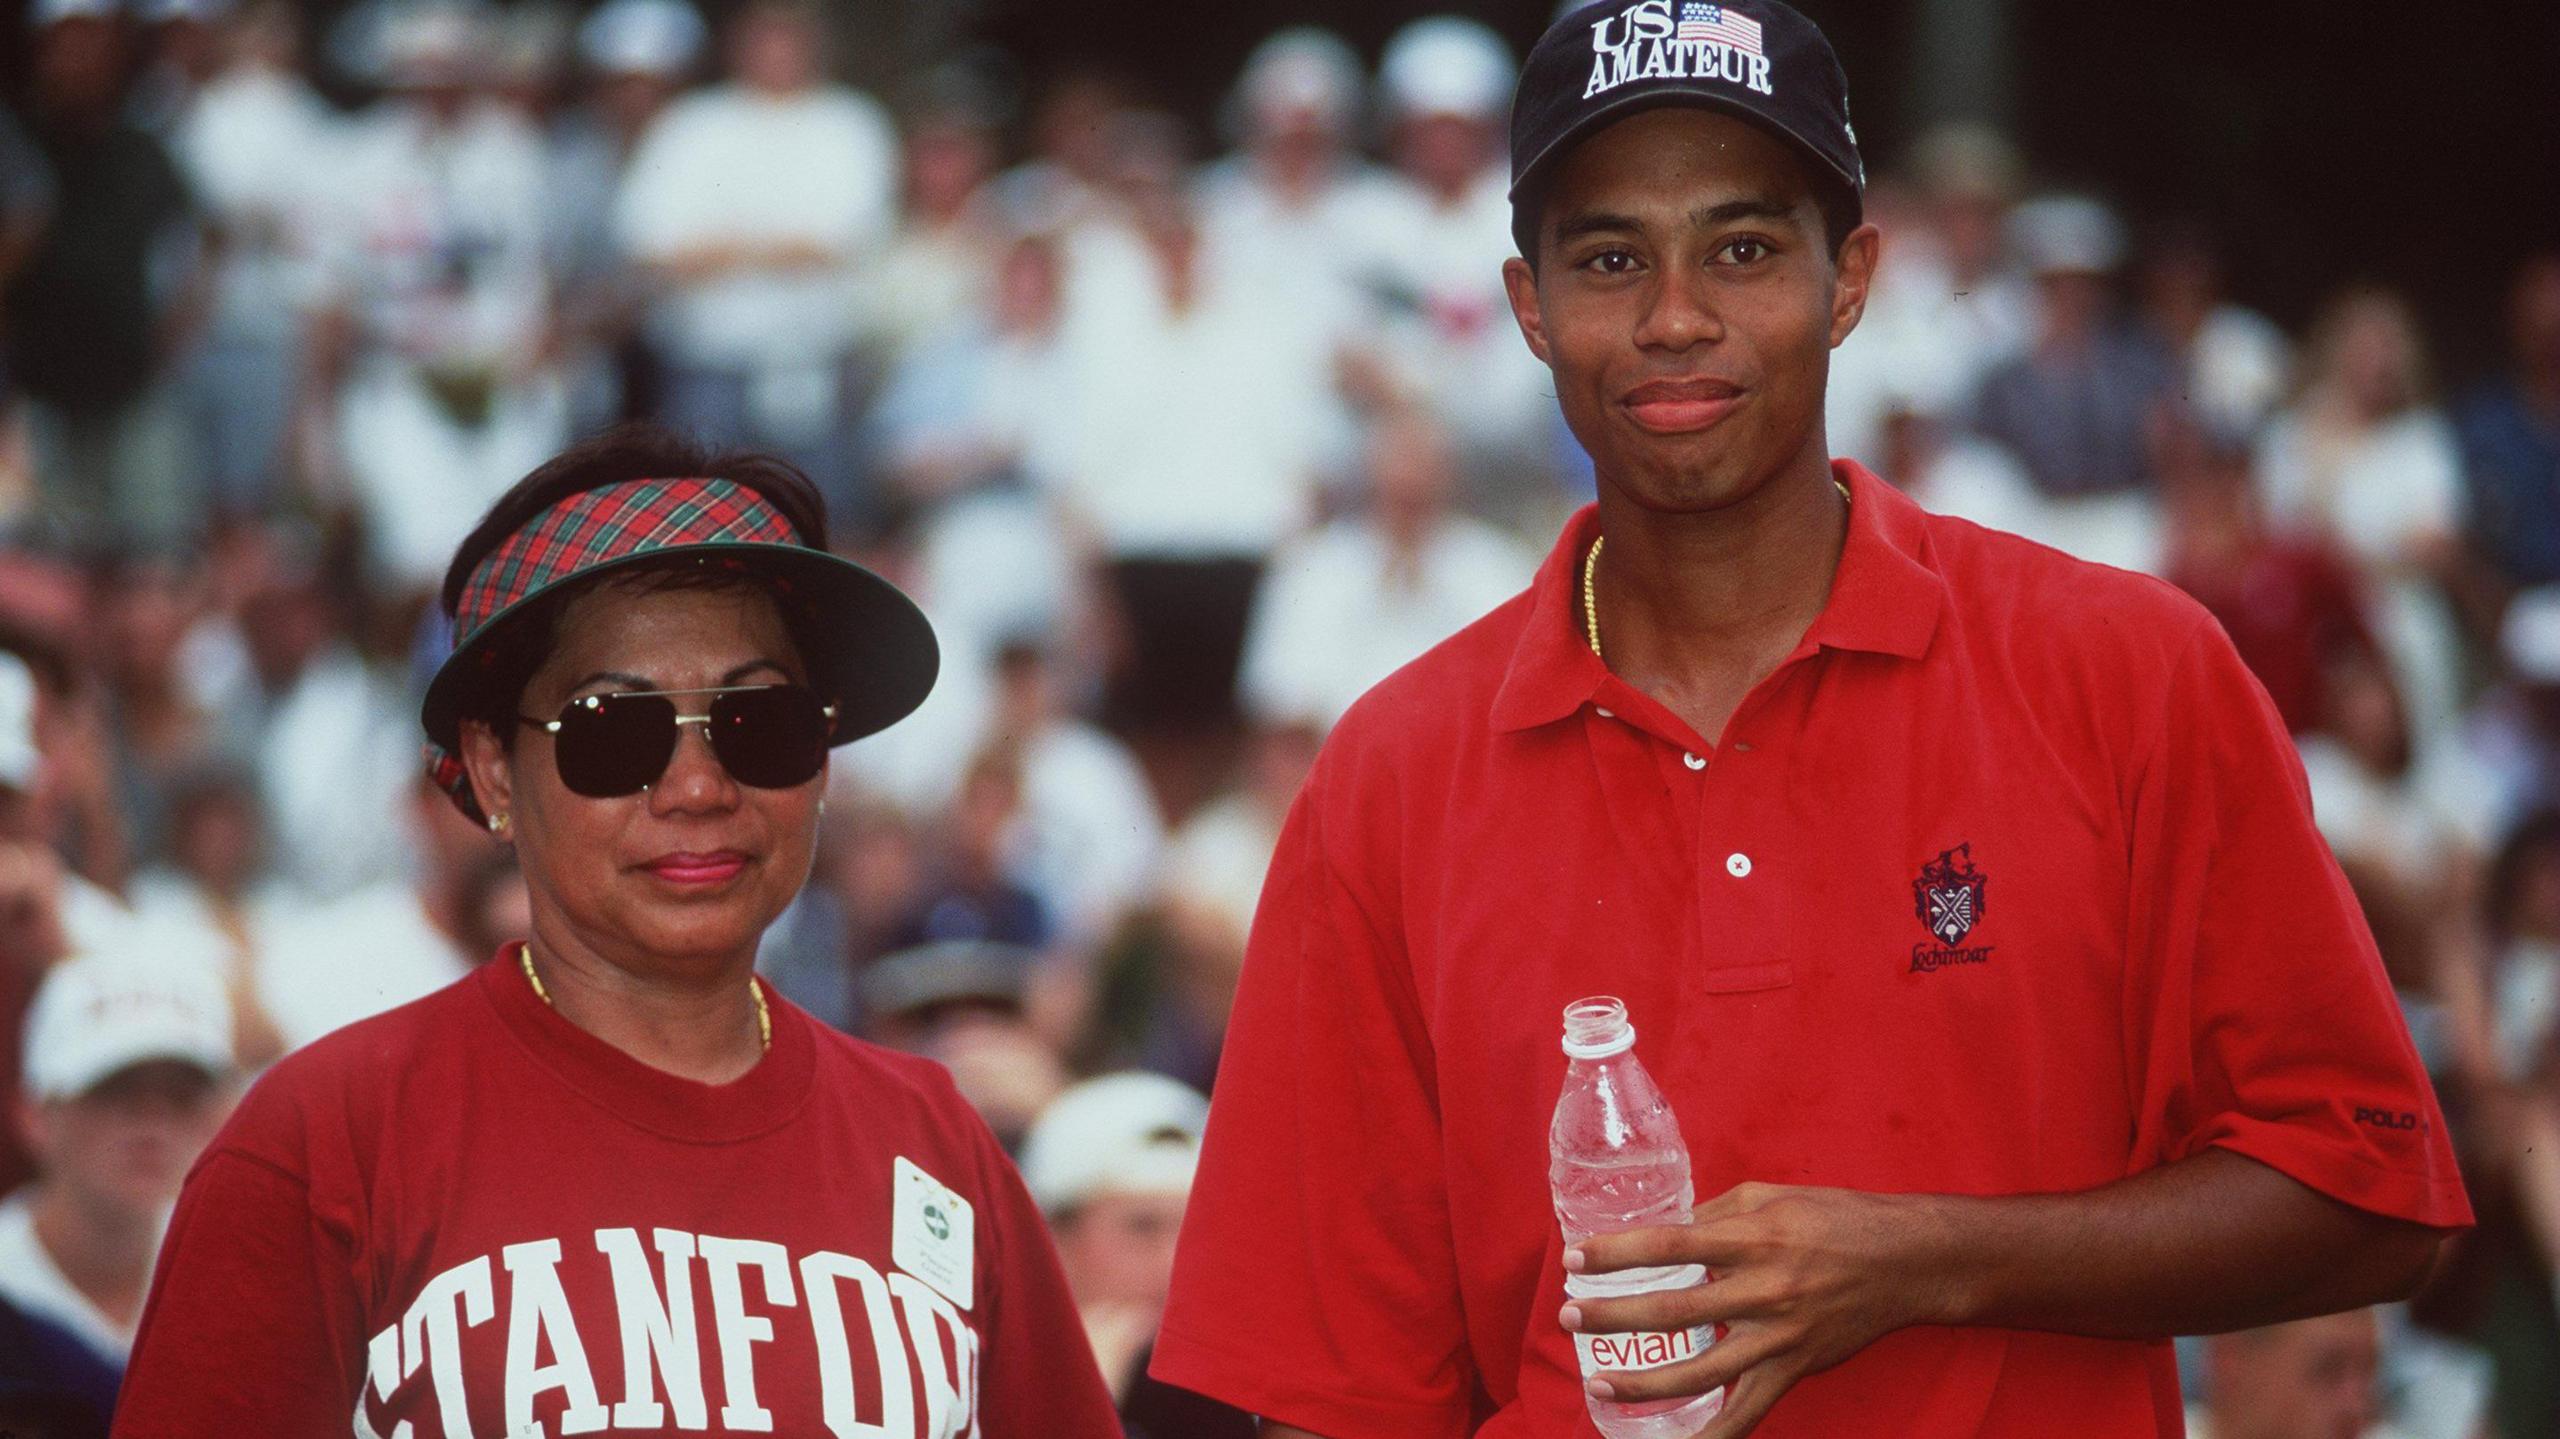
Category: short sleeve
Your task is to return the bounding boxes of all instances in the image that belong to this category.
[2119,620,2472,1229]
[113,1148,368,1435]
[1150,779,1480,1438]
[959,1091,1124,1439]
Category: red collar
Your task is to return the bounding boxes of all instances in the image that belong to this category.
[1490,459,1946,734]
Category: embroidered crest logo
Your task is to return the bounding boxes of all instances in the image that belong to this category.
[1908,844,1995,974]
[1914,844,1986,946]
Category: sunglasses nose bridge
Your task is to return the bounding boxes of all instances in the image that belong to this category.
[650,710,742,802]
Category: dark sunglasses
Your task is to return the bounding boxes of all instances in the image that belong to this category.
[518,684,838,798]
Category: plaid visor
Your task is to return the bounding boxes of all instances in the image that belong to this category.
[453,476,799,643]
[420,475,934,823]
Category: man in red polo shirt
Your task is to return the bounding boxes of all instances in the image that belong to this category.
[1150,3,2471,1437]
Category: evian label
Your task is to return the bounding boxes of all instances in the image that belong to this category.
[1574,1321,1717,1377]
[1583,0,1775,101]
[1565,1264,1719,1380]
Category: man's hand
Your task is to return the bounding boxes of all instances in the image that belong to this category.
[1561,1182,1957,1437]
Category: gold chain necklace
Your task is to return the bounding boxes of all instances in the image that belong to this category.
[1582,534,1607,657]
[520,945,771,1052]
[1583,479,1850,661]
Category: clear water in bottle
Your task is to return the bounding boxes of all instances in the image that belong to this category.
[1550,996,1723,1439]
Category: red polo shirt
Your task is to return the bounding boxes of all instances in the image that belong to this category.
[1151,461,2469,1439]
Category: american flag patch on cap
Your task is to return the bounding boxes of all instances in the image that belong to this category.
[1676,4,1764,54]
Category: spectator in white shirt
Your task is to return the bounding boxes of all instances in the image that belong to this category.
[866,72,1009,364]
[194,536,413,900]
[301,5,566,594]
[166,2,333,519]
[1241,409,1538,729]
[1045,114,1329,759]
[1361,17,1559,531]
[875,230,1079,507]
[1195,28,1402,480]
[612,0,898,523]
[1197,26,1394,303]
[1827,125,2031,473]
[2257,286,2470,748]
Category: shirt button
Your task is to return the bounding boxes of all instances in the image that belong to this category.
[1726,852,1752,877]
[1683,752,1706,771]
[1596,707,1615,719]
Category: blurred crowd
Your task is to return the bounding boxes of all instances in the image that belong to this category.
[0,0,2554,1434]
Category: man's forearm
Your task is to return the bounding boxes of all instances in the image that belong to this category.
[1910,1146,2445,1338]
[1267,1149,2446,1439]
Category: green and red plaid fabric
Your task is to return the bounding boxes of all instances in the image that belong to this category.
[452,475,799,647]
[426,475,805,823]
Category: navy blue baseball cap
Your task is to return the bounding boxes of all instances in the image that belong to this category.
[1509,0,1865,258]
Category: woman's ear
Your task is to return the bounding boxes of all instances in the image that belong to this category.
[458,718,516,833]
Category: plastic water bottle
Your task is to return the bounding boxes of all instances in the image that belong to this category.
[1551,995,1723,1439]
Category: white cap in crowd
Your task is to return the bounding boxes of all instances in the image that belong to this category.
[1020,1072,1211,1216]
[2502,586,2560,687]
[578,0,705,78]
[22,952,234,1103]
[1233,27,1364,136]
[2010,193,2128,277]
[1378,16,1515,121]
[0,650,35,795]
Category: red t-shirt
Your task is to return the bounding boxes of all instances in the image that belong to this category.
[1152,462,2470,1439]
[112,952,1120,1438]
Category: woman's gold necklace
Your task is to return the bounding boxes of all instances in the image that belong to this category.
[1582,479,1851,661]
[520,945,771,1052]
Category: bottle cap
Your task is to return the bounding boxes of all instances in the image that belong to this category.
[1560,995,1637,1060]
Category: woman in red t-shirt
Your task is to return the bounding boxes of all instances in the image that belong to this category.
[113,427,1123,1438]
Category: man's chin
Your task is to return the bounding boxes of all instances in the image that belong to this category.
[1605,459,1766,515]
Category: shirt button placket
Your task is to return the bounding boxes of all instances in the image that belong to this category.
[1699,731,1759,991]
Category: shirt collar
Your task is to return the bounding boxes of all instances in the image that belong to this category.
[1488,459,1946,735]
